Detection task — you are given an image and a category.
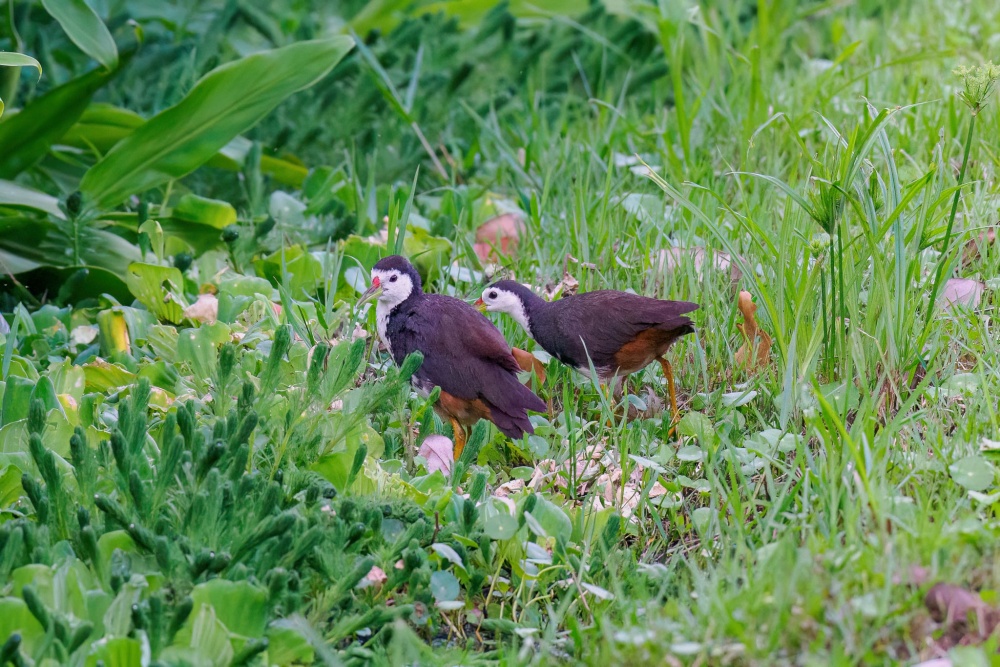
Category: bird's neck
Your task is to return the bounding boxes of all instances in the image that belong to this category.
[514,290,546,337]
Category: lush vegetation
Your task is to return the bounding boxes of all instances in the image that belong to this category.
[2,0,1000,664]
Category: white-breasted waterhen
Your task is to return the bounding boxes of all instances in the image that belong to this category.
[358,256,547,459]
[476,280,698,423]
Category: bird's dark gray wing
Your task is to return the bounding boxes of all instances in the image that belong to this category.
[548,292,698,367]
[391,295,545,437]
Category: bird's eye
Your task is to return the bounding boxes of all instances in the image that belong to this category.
[488,291,498,299]
[389,275,398,283]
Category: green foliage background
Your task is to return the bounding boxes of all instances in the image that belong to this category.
[3,0,1000,665]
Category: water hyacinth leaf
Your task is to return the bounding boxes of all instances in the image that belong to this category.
[0,598,45,655]
[265,623,314,665]
[254,245,323,298]
[0,465,22,506]
[167,603,234,666]
[403,227,452,283]
[429,570,460,602]
[79,36,354,212]
[124,263,187,324]
[176,322,231,378]
[190,579,268,638]
[96,309,131,356]
[949,456,995,492]
[83,636,141,667]
[40,0,118,71]
[82,359,134,393]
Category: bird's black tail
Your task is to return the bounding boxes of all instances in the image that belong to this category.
[487,377,547,440]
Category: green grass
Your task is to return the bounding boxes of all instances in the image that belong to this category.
[3,0,1000,664]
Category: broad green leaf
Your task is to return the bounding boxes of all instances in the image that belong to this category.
[171,194,236,229]
[0,52,42,73]
[0,464,22,506]
[209,136,308,187]
[678,411,717,444]
[80,36,354,212]
[168,603,234,667]
[950,455,995,492]
[431,543,464,568]
[60,107,308,186]
[176,323,231,378]
[403,227,452,283]
[0,217,141,276]
[0,597,46,655]
[96,308,131,356]
[82,359,135,393]
[124,263,187,323]
[41,0,118,70]
[531,497,572,542]
[97,530,139,565]
[0,375,34,425]
[692,507,716,533]
[676,445,704,462]
[190,579,268,638]
[0,409,75,458]
[59,103,144,154]
[84,637,142,667]
[138,219,164,260]
[265,623,315,665]
[254,245,324,298]
[0,53,41,120]
[0,64,120,179]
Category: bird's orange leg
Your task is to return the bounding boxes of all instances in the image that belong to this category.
[659,357,680,429]
[450,417,467,460]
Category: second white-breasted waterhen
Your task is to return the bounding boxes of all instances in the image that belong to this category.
[476,280,699,422]
[358,256,546,459]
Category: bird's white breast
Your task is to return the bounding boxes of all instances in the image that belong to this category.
[375,302,392,355]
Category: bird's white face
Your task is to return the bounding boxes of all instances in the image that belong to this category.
[480,286,531,332]
[368,268,414,310]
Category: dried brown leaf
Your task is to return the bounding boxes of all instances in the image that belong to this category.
[511,347,546,384]
[494,479,524,498]
[543,271,579,300]
[938,278,984,310]
[417,435,454,475]
[924,583,998,629]
[735,291,772,371]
